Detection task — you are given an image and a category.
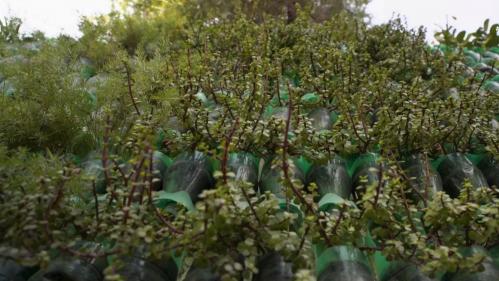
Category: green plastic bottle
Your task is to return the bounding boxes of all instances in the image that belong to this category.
[227,152,259,186]
[0,257,37,281]
[437,153,489,198]
[152,151,173,191]
[306,156,352,200]
[477,156,499,188]
[403,154,443,203]
[316,246,375,281]
[351,153,382,202]
[162,151,215,203]
[381,262,436,281]
[442,246,499,281]
[255,252,293,281]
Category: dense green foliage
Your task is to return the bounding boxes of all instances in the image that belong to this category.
[0,2,498,281]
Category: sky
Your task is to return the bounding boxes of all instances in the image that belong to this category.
[0,0,113,37]
[0,0,498,42]
[366,0,499,43]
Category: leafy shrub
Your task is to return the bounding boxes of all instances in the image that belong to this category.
[0,4,498,281]
[0,40,95,155]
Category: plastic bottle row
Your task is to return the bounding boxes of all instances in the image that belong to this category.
[3,243,499,281]
[80,149,498,281]
[434,45,499,94]
[84,150,497,211]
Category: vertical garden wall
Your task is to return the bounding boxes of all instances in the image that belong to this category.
[0,1,498,281]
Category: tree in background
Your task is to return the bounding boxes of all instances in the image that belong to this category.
[76,0,369,65]
[119,0,369,23]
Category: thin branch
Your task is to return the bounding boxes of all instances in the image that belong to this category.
[126,156,146,207]
[222,118,239,184]
[331,206,346,235]
[153,206,183,235]
[282,82,332,246]
[294,226,310,260]
[92,180,100,223]
[123,61,141,116]
[373,164,384,208]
